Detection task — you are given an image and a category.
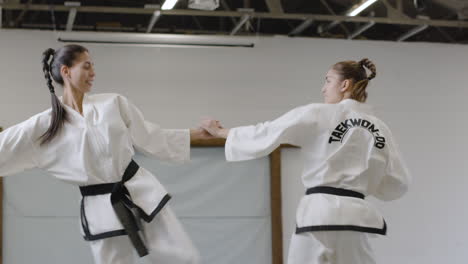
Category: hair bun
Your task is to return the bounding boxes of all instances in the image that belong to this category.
[358,58,376,80]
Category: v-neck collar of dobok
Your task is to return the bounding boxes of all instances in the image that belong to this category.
[59,93,94,124]
[339,99,374,115]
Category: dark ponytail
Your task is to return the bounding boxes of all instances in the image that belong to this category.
[39,44,88,145]
[39,48,68,145]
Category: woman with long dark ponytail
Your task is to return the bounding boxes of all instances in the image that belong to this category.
[202,58,410,264]
[0,44,208,264]
[40,47,69,145]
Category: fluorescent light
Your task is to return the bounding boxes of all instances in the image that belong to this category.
[188,0,219,10]
[161,0,178,10]
[348,0,378,16]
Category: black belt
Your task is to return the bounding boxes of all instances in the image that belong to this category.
[306,186,365,199]
[80,160,148,257]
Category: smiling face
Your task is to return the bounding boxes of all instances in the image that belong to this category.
[61,51,95,93]
[321,68,349,104]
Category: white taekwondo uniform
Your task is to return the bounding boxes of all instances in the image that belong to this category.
[225,99,411,264]
[0,93,200,264]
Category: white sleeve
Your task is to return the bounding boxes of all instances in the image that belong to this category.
[374,131,411,201]
[117,95,190,163]
[0,121,38,176]
[225,105,316,161]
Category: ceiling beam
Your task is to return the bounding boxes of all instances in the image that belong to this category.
[146,10,161,33]
[265,0,283,13]
[12,0,31,27]
[18,22,267,36]
[397,25,429,41]
[65,1,80,31]
[396,0,403,12]
[220,0,237,25]
[318,0,378,34]
[144,4,161,33]
[1,4,468,28]
[0,0,3,28]
[289,18,313,36]
[348,21,375,39]
[435,27,456,43]
[230,13,250,35]
[318,0,350,36]
[380,0,409,19]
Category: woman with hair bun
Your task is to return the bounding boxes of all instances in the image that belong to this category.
[202,58,410,264]
[0,44,206,264]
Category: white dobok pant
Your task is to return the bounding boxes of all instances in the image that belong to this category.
[287,231,376,264]
[89,206,200,264]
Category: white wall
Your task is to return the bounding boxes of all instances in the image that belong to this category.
[1,29,468,263]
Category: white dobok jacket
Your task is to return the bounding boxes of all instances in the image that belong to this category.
[225,99,411,235]
[0,93,190,239]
